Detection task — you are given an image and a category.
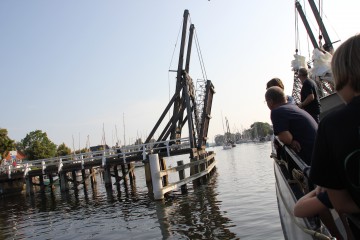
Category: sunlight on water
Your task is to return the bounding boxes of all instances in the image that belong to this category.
[0,142,283,240]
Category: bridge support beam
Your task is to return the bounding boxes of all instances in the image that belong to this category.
[149,154,164,200]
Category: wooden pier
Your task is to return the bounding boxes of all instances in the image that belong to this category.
[0,9,216,200]
[0,138,215,199]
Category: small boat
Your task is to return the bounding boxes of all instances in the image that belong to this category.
[222,116,236,150]
[222,143,232,150]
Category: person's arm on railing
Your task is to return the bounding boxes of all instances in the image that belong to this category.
[277,131,301,152]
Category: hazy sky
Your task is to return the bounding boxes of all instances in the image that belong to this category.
[1,1,360,150]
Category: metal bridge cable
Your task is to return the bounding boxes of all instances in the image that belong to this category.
[188,15,208,81]
[194,30,208,81]
[167,20,183,119]
[323,14,340,44]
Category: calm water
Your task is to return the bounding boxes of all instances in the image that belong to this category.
[0,142,283,240]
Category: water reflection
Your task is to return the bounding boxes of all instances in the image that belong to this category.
[161,173,238,240]
[0,143,283,239]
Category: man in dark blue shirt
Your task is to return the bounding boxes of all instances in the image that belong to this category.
[265,86,318,165]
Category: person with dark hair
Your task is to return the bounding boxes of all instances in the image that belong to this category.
[265,86,317,165]
[266,78,295,104]
[297,68,321,123]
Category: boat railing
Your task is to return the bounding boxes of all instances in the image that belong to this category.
[0,137,191,178]
[273,136,311,175]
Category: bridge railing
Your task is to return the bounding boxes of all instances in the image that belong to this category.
[0,137,191,178]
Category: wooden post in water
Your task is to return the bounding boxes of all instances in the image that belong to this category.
[144,161,153,194]
[128,163,135,182]
[72,171,77,188]
[121,164,127,181]
[199,153,208,184]
[59,172,69,192]
[190,149,201,186]
[113,165,120,184]
[103,166,112,188]
[25,176,34,195]
[177,160,187,194]
[160,157,168,187]
[39,175,45,191]
[90,168,96,189]
[81,169,86,189]
[48,174,54,189]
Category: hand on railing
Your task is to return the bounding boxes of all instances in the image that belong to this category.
[290,139,301,153]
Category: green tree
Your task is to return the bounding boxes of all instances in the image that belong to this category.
[134,138,143,145]
[0,128,15,163]
[74,148,88,154]
[214,134,225,146]
[250,122,273,139]
[21,130,57,160]
[57,143,72,156]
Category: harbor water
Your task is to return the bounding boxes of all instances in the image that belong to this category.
[0,142,283,240]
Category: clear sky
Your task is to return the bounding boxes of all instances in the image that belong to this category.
[1,1,360,150]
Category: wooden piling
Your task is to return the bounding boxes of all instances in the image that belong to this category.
[177,160,187,194]
[71,171,78,189]
[25,176,34,195]
[81,169,86,188]
[128,163,135,182]
[144,161,153,194]
[59,172,69,192]
[113,165,120,184]
[90,168,96,189]
[160,157,168,187]
[39,175,45,191]
[121,164,127,181]
[104,166,112,188]
[48,174,54,188]
[199,154,208,183]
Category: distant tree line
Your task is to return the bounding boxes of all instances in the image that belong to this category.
[0,128,150,164]
[214,122,273,146]
[0,128,72,163]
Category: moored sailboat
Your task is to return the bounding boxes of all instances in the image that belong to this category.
[222,117,236,150]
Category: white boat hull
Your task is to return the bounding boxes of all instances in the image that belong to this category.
[274,162,315,240]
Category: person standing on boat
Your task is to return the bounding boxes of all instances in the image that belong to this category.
[266,78,295,104]
[265,86,317,165]
[309,34,360,239]
[297,68,321,123]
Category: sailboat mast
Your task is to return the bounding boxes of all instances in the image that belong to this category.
[123,113,126,147]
